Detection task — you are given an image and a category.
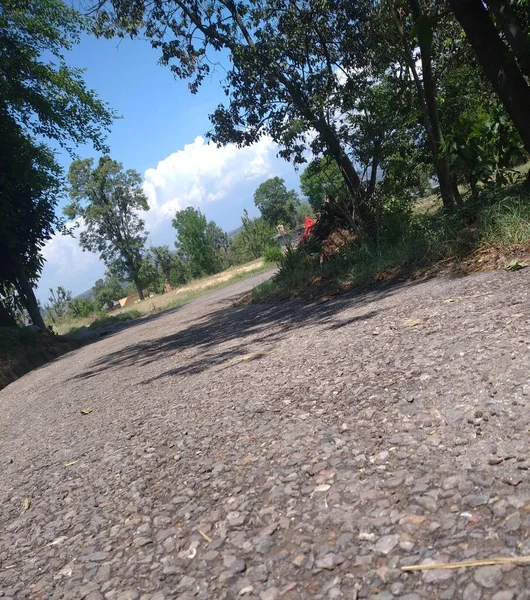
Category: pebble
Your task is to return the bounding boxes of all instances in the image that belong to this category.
[375,535,399,555]
[474,566,504,588]
[259,588,279,600]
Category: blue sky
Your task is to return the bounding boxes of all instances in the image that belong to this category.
[38,33,301,299]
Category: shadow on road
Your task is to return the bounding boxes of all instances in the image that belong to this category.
[70,276,427,385]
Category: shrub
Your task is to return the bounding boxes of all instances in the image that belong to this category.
[262,244,284,264]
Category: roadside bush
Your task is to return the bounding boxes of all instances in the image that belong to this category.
[68,298,99,319]
[262,244,283,264]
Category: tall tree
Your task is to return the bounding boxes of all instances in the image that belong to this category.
[65,157,149,300]
[0,0,113,327]
[172,207,225,276]
[94,0,376,231]
[387,0,460,209]
[447,0,530,159]
[254,177,300,229]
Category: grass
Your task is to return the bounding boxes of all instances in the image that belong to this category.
[52,260,273,335]
[0,326,79,390]
[253,181,530,302]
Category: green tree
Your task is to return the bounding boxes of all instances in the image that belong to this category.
[300,158,348,212]
[45,286,72,324]
[95,0,376,231]
[172,207,225,276]
[150,246,175,287]
[68,297,98,319]
[229,211,276,263]
[92,272,123,309]
[65,156,149,300]
[254,177,300,229]
[448,0,530,160]
[0,0,113,328]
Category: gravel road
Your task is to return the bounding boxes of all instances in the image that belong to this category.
[1,268,530,600]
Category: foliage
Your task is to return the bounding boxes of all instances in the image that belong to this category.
[0,114,63,325]
[262,244,284,265]
[0,0,113,326]
[45,286,72,323]
[254,177,300,229]
[172,207,227,276]
[68,297,98,319]
[296,202,316,223]
[300,158,348,212]
[229,211,276,264]
[92,272,124,309]
[65,156,149,297]
[139,246,191,293]
[254,182,530,301]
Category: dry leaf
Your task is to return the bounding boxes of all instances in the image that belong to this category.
[80,408,93,415]
[443,297,461,303]
[401,318,427,327]
[23,497,31,511]
[64,460,78,467]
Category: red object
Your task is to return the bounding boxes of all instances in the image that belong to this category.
[301,217,317,243]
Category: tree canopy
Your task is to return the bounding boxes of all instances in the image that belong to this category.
[172,207,227,277]
[65,156,149,300]
[0,0,114,327]
[254,177,300,229]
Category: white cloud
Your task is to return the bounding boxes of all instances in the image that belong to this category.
[36,135,294,299]
[142,135,277,230]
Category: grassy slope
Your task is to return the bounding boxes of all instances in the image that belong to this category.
[253,178,530,302]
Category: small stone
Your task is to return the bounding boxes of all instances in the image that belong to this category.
[374,535,399,555]
[370,593,393,600]
[421,558,454,583]
[239,586,254,596]
[85,593,104,600]
[292,554,306,567]
[117,592,140,600]
[230,559,246,574]
[504,512,521,532]
[488,456,503,465]
[491,593,514,600]
[315,553,339,570]
[415,496,437,512]
[474,565,503,588]
[260,588,279,600]
[463,582,482,600]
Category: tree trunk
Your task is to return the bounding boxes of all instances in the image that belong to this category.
[133,276,145,301]
[390,0,456,210]
[408,0,457,211]
[0,302,17,327]
[367,141,381,200]
[484,0,530,77]
[224,1,372,235]
[12,259,47,330]
[448,0,530,155]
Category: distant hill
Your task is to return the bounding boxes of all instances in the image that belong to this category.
[73,281,129,302]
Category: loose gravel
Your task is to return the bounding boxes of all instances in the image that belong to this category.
[1,268,530,600]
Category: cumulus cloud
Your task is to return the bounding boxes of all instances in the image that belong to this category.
[36,135,292,299]
[142,135,277,230]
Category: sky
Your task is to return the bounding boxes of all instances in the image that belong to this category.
[37,33,301,300]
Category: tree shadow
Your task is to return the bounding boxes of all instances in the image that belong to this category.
[70,277,424,385]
